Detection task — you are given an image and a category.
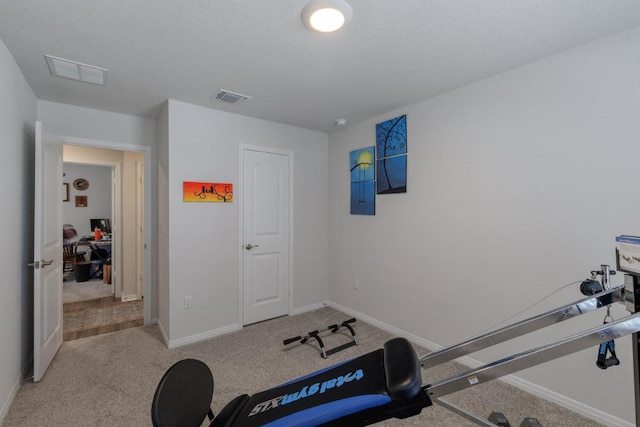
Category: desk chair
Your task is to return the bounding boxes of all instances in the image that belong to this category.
[151,359,215,427]
[62,243,86,279]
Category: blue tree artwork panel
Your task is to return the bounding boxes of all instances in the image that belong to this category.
[350,146,375,215]
[376,115,407,194]
[376,114,406,158]
[376,155,407,194]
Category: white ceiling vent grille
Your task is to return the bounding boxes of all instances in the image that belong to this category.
[45,55,107,86]
[213,89,251,105]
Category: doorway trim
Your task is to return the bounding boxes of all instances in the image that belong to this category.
[58,135,152,325]
[238,144,294,326]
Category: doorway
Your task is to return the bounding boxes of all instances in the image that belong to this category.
[61,144,146,340]
[62,163,114,301]
[240,146,293,325]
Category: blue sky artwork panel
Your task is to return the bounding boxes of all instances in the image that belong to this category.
[350,181,375,215]
[350,146,375,215]
[350,146,374,183]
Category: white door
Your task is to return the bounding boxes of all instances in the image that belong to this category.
[32,121,64,382]
[242,148,291,325]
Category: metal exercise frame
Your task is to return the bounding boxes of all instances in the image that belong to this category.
[283,318,358,358]
[415,265,640,426]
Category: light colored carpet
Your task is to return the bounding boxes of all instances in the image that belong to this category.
[63,277,113,304]
[4,306,603,426]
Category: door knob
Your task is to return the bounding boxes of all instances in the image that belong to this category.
[245,244,259,250]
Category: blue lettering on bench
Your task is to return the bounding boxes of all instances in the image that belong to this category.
[262,395,392,427]
[249,369,365,417]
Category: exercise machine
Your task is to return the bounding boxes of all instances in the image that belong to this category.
[153,261,640,426]
[283,318,358,358]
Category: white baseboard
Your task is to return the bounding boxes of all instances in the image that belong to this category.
[326,302,633,427]
[0,377,21,425]
[157,319,169,347]
[501,374,633,427]
[167,323,242,349]
[327,302,441,354]
[0,351,36,424]
[292,301,328,316]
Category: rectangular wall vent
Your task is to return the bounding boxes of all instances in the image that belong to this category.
[213,89,251,105]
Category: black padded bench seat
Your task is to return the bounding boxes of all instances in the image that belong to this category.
[209,337,431,427]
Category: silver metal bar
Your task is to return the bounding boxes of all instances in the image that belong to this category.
[633,332,640,427]
[432,397,502,427]
[425,312,640,399]
[602,264,612,290]
[626,273,640,426]
[420,286,623,367]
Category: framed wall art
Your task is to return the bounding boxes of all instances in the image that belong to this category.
[183,181,233,202]
[73,178,89,191]
[350,146,375,215]
[376,114,407,194]
[75,195,87,207]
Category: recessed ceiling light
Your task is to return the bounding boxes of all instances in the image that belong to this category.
[302,0,353,33]
[335,118,348,126]
[45,55,107,86]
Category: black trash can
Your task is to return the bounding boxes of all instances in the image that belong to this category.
[74,262,92,282]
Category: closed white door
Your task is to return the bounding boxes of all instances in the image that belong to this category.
[32,121,64,381]
[242,148,291,325]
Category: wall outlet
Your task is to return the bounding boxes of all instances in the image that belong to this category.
[353,279,359,291]
[184,296,192,309]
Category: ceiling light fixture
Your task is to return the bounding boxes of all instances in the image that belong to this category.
[44,55,107,86]
[302,0,353,33]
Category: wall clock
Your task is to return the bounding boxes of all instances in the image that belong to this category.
[73,178,89,191]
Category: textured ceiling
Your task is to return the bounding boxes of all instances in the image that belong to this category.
[1,0,639,133]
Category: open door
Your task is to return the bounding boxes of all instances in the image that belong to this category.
[32,121,63,382]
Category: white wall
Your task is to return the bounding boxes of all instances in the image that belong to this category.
[38,101,158,317]
[157,103,170,338]
[165,100,329,343]
[328,27,640,425]
[0,39,37,422]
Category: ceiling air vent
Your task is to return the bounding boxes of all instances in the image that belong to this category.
[213,89,251,105]
[45,55,107,86]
